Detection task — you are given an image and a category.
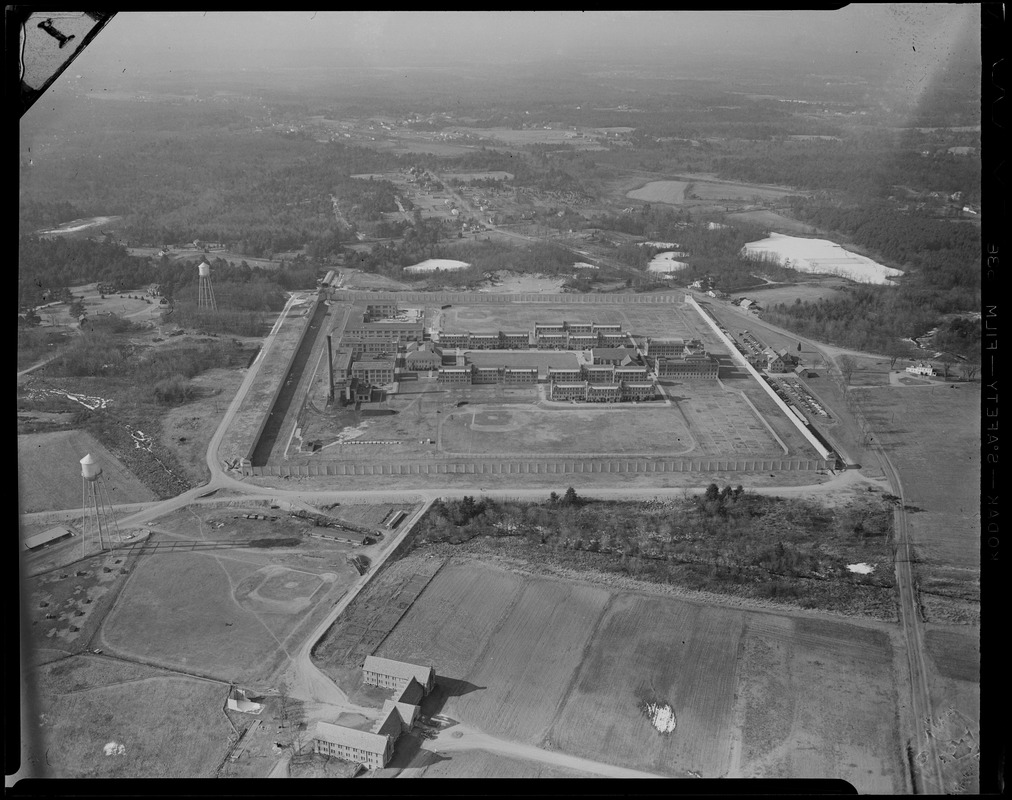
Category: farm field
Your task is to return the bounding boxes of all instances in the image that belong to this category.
[421,750,590,779]
[431,577,611,743]
[371,556,904,788]
[18,429,157,513]
[733,277,850,307]
[34,656,231,778]
[626,180,689,204]
[687,181,798,202]
[850,384,980,575]
[725,210,823,236]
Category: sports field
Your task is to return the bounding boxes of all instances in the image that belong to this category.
[374,556,904,788]
[101,536,355,682]
[439,405,694,456]
[18,430,157,513]
[439,301,719,342]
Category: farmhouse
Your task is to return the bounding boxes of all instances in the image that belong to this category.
[764,347,798,373]
[363,656,436,693]
[906,363,937,377]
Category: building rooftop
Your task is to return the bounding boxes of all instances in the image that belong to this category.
[362,656,435,685]
[313,721,390,754]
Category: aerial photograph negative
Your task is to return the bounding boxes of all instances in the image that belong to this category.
[15,7,991,791]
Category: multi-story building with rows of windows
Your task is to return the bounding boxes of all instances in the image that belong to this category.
[654,353,720,379]
[309,658,435,770]
[548,380,657,403]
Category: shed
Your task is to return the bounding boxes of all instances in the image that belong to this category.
[23,526,74,551]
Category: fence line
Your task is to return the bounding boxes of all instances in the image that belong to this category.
[242,457,831,478]
[331,290,684,305]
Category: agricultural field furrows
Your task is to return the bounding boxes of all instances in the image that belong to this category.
[733,614,902,794]
[35,656,231,778]
[548,592,744,777]
[446,578,611,744]
[924,628,980,684]
[374,558,524,681]
[18,430,158,513]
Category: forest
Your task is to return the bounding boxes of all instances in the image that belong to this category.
[412,487,898,616]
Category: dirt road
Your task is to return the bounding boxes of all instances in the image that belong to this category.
[425,725,664,778]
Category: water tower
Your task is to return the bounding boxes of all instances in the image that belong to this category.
[197,260,217,311]
[80,453,119,555]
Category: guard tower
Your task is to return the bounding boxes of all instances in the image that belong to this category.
[197,261,217,311]
[80,453,119,555]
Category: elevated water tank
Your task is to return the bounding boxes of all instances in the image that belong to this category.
[80,453,102,481]
[198,262,211,278]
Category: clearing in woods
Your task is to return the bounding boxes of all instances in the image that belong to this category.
[372,555,903,789]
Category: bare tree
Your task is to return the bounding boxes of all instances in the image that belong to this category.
[838,355,856,386]
[959,362,979,382]
[939,354,955,380]
[887,341,908,370]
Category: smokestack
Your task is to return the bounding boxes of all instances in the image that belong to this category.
[326,335,334,401]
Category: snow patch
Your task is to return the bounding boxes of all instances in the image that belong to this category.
[103,742,126,756]
[847,562,875,574]
[741,233,903,285]
[641,701,677,734]
[646,252,689,274]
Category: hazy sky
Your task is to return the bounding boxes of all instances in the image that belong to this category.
[70,7,979,74]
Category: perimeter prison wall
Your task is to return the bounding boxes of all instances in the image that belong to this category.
[242,457,832,478]
[331,290,684,304]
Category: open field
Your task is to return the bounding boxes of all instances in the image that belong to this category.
[25,547,141,662]
[626,180,689,204]
[35,656,231,778]
[850,384,980,573]
[440,405,689,456]
[18,430,158,513]
[732,277,850,307]
[437,300,720,342]
[726,209,823,236]
[687,181,798,203]
[431,578,611,743]
[100,519,359,682]
[370,555,903,788]
[550,592,742,777]
[159,367,245,485]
